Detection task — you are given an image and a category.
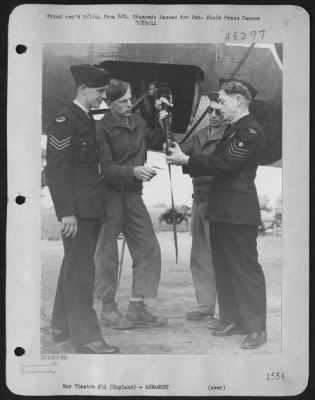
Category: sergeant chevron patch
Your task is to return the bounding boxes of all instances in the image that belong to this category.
[48,134,71,150]
[228,141,249,158]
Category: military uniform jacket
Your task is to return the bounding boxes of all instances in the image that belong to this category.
[180,126,224,201]
[187,114,265,226]
[46,102,106,222]
[96,112,164,193]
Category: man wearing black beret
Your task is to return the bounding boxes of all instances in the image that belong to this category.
[95,79,168,329]
[166,79,267,349]
[46,64,119,353]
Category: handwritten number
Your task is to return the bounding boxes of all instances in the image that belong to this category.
[225,30,266,42]
[266,372,285,380]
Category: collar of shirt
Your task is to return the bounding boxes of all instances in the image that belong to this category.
[208,125,225,141]
[196,126,224,148]
[223,113,254,138]
[73,99,90,117]
[230,111,250,125]
[108,112,139,130]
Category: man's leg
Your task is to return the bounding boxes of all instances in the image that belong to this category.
[220,224,267,333]
[54,218,119,354]
[187,200,217,320]
[94,190,124,304]
[94,190,134,329]
[51,257,69,336]
[123,193,161,299]
[215,223,267,348]
[61,219,103,346]
[123,193,166,326]
[209,223,241,328]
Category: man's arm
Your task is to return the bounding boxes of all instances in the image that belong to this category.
[96,120,156,184]
[143,114,165,151]
[95,121,135,185]
[178,133,194,175]
[46,115,76,218]
[45,114,78,237]
[179,133,194,156]
[167,127,265,177]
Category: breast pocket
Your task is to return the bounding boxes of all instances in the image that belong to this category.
[72,136,99,164]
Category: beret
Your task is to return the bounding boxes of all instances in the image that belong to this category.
[208,91,220,103]
[106,79,130,102]
[70,64,110,88]
[219,78,258,98]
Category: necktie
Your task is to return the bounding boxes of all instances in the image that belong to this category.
[223,123,232,137]
[88,111,95,130]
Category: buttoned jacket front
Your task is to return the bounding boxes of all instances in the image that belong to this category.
[46,102,106,221]
[181,125,224,201]
[96,112,164,193]
[187,114,266,226]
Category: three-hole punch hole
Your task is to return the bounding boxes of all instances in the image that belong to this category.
[16,45,27,54]
[14,347,25,356]
[15,195,26,205]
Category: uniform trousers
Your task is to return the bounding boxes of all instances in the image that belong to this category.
[190,199,216,314]
[94,189,161,302]
[209,222,267,333]
[51,218,103,346]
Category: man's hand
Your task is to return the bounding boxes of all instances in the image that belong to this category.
[163,140,176,155]
[165,142,190,166]
[61,215,78,238]
[158,109,169,128]
[133,165,157,181]
[155,97,172,128]
[155,97,170,111]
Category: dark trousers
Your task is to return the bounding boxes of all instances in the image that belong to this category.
[210,222,267,333]
[51,218,103,346]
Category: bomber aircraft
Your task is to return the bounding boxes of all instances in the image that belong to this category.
[42,42,282,167]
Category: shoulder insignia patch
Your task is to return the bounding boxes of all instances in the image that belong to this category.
[48,134,71,151]
[55,115,67,123]
[249,127,257,135]
[228,141,249,158]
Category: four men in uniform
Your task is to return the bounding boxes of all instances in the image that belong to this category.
[46,62,268,352]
